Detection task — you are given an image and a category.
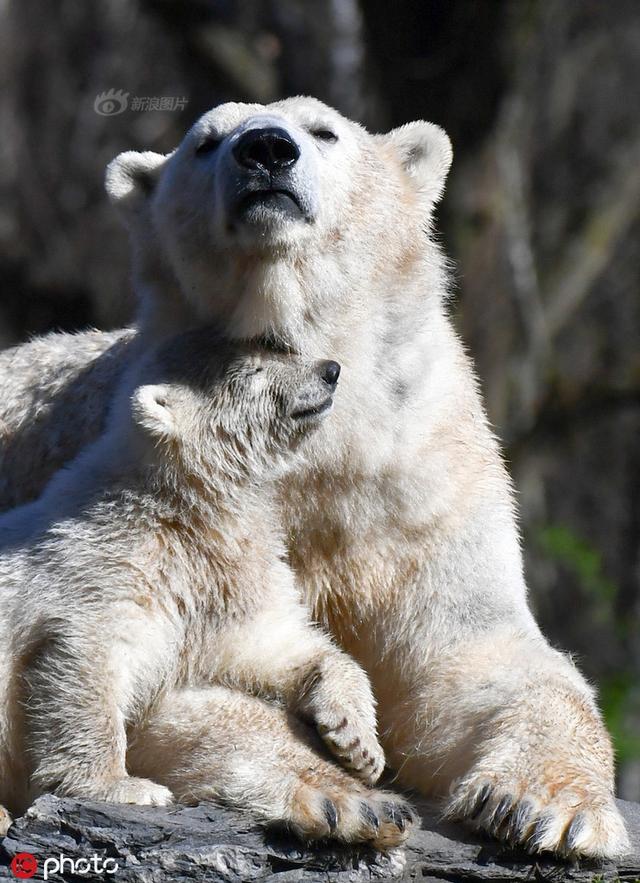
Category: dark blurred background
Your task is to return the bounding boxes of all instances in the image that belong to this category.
[0,0,638,796]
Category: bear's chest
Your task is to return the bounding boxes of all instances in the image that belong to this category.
[280,465,423,648]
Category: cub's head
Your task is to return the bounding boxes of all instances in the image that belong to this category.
[105,96,452,342]
[129,327,340,485]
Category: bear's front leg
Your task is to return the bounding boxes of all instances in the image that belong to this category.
[325,457,632,861]
[23,628,172,807]
[220,605,385,786]
[440,632,630,858]
[378,624,630,859]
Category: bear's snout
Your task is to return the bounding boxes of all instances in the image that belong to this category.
[233,127,300,174]
[319,360,341,388]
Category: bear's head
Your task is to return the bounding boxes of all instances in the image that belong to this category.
[128,327,340,489]
[106,96,452,349]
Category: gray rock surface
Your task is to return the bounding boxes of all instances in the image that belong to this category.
[0,795,638,882]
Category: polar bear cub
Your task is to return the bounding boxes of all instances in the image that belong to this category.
[0,328,410,841]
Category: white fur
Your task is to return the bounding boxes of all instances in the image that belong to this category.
[0,96,629,857]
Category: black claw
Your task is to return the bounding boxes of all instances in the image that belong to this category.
[360,802,380,831]
[470,784,492,819]
[322,798,338,833]
[382,801,407,831]
[399,804,417,824]
[506,799,534,842]
[564,812,586,852]
[491,795,514,829]
[526,814,552,853]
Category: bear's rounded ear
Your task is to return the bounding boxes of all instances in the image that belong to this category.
[384,121,453,206]
[131,384,177,439]
[105,150,167,222]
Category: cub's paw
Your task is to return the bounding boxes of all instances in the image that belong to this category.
[93,776,174,807]
[445,775,630,859]
[288,776,417,850]
[0,805,12,836]
[314,712,385,786]
[296,654,384,785]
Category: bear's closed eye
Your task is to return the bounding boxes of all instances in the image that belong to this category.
[310,128,338,143]
[196,137,223,156]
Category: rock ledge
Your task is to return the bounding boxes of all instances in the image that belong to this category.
[1,795,639,882]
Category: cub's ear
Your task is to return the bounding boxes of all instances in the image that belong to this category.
[131,384,177,439]
[384,121,453,206]
[105,150,167,222]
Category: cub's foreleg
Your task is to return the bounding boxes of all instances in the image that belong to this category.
[220,604,385,785]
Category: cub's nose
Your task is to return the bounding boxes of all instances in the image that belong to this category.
[233,127,300,173]
[319,360,341,388]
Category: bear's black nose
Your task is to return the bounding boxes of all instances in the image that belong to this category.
[233,127,300,173]
[319,360,341,387]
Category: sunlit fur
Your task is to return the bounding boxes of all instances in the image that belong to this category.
[0,96,629,857]
[0,328,415,848]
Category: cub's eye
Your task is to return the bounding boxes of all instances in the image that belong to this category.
[196,137,223,156]
[310,128,338,144]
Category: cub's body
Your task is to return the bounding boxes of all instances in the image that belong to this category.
[0,331,413,848]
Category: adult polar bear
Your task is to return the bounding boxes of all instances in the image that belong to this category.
[0,97,628,857]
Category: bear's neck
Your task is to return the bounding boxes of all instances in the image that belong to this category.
[134,237,442,359]
[144,460,275,536]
